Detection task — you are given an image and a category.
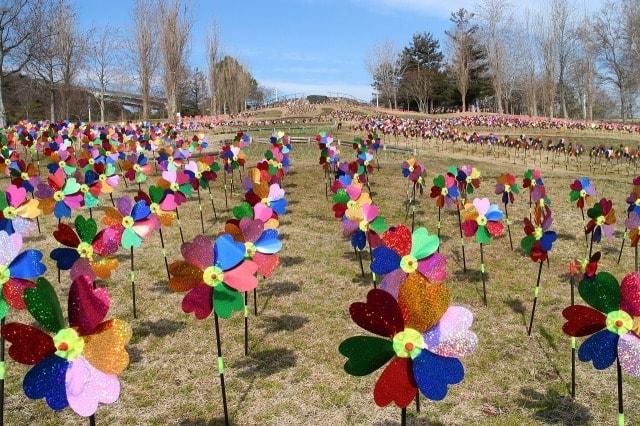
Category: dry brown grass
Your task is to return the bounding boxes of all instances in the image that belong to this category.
[4,136,640,425]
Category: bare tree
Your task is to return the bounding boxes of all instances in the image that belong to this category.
[403,68,436,112]
[574,16,598,120]
[0,0,45,126]
[206,23,220,115]
[446,9,478,112]
[88,29,119,122]
[133,0,158,120]
[476,0,510,113]
[159,0,192,121]
[365,41,402,109]
[593,0,635,122]
[549,0,576,118]
[57,5,86,119]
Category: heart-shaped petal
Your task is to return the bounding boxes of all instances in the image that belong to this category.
[66,356,120,416]
[413,349,464,400]
[349,288,404,338]
[373,357,417,408]
[181,283,213,320]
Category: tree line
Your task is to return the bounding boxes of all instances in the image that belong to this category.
[367,0,640,121]
[0,0,263,126]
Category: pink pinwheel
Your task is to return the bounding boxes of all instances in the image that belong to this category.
[0,185,41,236]
[462,198,504,244]
[35,168,83,219]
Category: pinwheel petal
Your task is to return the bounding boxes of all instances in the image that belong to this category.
[399,273,450,332]
[424,306,477,357]
[24,355,69,411]
[417,253,447,283]
[371,246,401,275]
[473,198,490,215]
[270,198,287,215]
[253,202,272,223]
[68,275,110,335]
[3,278,35,309]
[578,329,618,370]
[461,220,478,238]
[372,356,417,408]
[212,283,244,319]
[621,272,640,316]
[66,356,120,417]
[214,234,246,271]
[339,336,394,376]
[254,229,282,254]
[130,200,151,221]
[223,261,258,292]
[618,333,640,377]
[50,247,80,271]
[410,227,439,260]
[239,218,264,243]
[413,349,464,400]
[0,231,22,265]
[379,269,407,299]
[121,228,142,249]
[83,319,132,375]
[350,289,404,338]
[578,272,620,314]
[181,283,212,319]
[253,252,279,278]
[2,322,55,364]
[382,225,412,257]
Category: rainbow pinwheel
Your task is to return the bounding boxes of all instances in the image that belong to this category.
[102,197,159,249]
[339,288,476,410]
[50,216,120,280]
[84,161,120,199]
[562,270,640,423]
[456,165,481,200]
[9,160,39,194]
[332,184,370,219]
[523,169,547,213]
[342,203,388,251]
[430,172,459,209]
[570,177,596,210]
[0,230,46,317]
[371,225,447,299]
[35,169,83,219]
[521,209,557,262]
[625,176,640,215]
[2,276,131,417]
[231,201,279,229]
[625,212,640,248]
[168,234,258,319]
[401,158,424,183]
[123,153,152,184]
[0,185,41,235]
[585,198,616,244]
[157,167,193,206]
[184,159,218,191]
[245,183,287,219]
[233,131,251,149]
[188,133,209,153]
[225,218,282,278]
[462,198,504,244]
[495,173,520,206]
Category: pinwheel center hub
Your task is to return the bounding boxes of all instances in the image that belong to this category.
[195,172,202,179]
[596,215,605,226]
[3,159,10,166]
[133,164,141,172]
[635,199,640,206]
[441,187,448,196]
[170,183,179,192]
[606,310,633,335]
[58,161,66,168]
[20,172,29,181]
[465,176,472,183]
[392,328,423,359]
[476,215,488,226]
[150,203,161,215]
[53,191,64,202]
[244,242,256,259]
[262,198,271,207]
[88,158,95,165]
[77,242,94,259]
[233,156,238,162]
[203,265,224,287]
[79,184,89,194]
[2,206,16,220]
[580,189,586,198]
[0,264,9,285]
[400,255,418,274]
[533,227,543,240]
[358,220,368,232]
[531,180,537,187]
[346,200,356,210]
[122,216,134,229]
[408,166,414,173]
[504,184,511,193]
[53,328,84,361]
[99,174,107,182]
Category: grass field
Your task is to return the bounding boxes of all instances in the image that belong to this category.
[4,134,640,425]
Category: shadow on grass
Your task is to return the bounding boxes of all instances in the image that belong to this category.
[136,318,186,338]
[281,255,305,267]
[235,348,297,378]
[538,326,558,352]
[453,268,487,283]
[505,298,527,326]
[257,314,309,333]
[351,274,374,287]
[128,345,142,364]
[517,387,592,425]
[557,232,577,241]
[260,281,300,297]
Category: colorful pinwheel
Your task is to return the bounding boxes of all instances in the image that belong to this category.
[430,172,459,209]
[521,209,557,263]
[35,168,83,220]
[50,216,120,280]
[0,185,41,236]
[569,177,596,210]
[462,198,504,245]
[102,197,159,250]
[562,270,640,424]
[585,198,616,248]
[2,276,131,417]
[339,288,476,416]
[456,165,481,201]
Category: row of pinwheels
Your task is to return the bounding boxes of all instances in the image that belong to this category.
[317,132,478,424]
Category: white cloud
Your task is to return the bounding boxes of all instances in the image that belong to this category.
[258,78,373,101]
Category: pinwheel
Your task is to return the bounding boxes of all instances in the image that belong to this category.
[185,157,219,224]
[188,133,209,154]
[0,185,41,236]
[85,161,120,207]
[102,197,159,318]
[0,147,19,176]
[585,198,616,256]
[523,169,544,219]
[245,182,287,219]
[570,177,596,211]
[339,288,476,423]
[562,270,640,425]
[619,178,640,265]
[0,230,47,420]
[35,168,83,221]
[45,145,77,177]
[401,158,424,199]
[495,173,520,250]
[50,216,120,282]
[343,202,388,278]
[624,211,640,271]
[370,225,447,300]
[430,172,459,248]
[157,166,193,244]
[521,208,557,335]
[232,201,279,229]
[233,131,251,149]
[225,218,282,353]
[461,198,504,305]
[455,165,481,202]
[122,153,152,189]
[9,159,39,194]
[168,234,259,426]
[2,276,131,420]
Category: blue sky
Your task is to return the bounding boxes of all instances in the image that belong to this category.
[76,0,602,101]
